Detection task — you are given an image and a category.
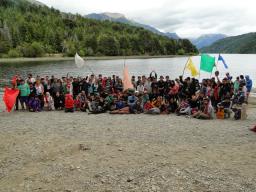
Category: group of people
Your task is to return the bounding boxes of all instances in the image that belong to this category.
[13,71,253,120]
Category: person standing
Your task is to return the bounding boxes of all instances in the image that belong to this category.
[245,75,253,102]
[18,79,30,110]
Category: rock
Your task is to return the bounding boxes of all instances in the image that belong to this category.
[79,144,91,151]
[152,185,160,191]
[127,177,134,182]
[94,174,101,178]
[70,165,75,171]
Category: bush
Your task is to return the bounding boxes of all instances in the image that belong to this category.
[7,49,21,58]
[177,49,185,55]
[18,42,45,57]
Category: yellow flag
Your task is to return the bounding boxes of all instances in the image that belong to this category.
[186,58,199,77]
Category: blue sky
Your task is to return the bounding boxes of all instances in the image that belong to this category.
[39,0,256,38]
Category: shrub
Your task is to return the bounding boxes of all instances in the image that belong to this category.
[7,49,21,58]
[17,42,45,57]
[177,49,185,55]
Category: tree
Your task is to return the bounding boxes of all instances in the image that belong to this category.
[0,1,198,58]
[97,35,120,56]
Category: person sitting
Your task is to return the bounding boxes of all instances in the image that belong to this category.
[192,97,214,119]
[65,92,74,112]
[54,92,64,110]
[176,97,189,116]
[166,97,178,114]
[144,100,160,114]
[28,94,41,112]
[44,92,55,111]
[127,92,138,114]
[217,93,232,118]
[74,94,81,111]
[146,96,165,114]
[88,95,106,114]
[80,91,88,112]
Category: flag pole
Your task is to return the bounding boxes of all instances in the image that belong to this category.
[182,56,190,77]
[213,54,220,77]
[198,54,201,81]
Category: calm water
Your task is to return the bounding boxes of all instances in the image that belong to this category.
[0,54,255,88]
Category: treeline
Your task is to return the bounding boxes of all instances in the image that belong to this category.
[0,0,198,58]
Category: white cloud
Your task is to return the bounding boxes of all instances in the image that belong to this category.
[39,0,256,38]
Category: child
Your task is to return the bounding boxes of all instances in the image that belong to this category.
[44,92,55,111]
[65,92,74,112]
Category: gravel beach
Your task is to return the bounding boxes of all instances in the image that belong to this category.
[0,101,256,192]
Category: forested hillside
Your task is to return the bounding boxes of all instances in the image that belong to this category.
[0,0,198,58]
[200,33,256,53]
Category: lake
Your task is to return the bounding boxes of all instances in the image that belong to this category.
[0,54,255,88]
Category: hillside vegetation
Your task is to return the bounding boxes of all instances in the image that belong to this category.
[200,33,256,53]
[0,0,198,58]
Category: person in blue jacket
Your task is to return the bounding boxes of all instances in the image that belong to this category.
[245,75,253,101]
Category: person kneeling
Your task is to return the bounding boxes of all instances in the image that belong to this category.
[65,92,74,113]
[44,92,55,111]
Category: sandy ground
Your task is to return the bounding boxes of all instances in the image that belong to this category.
[0,100,256,192]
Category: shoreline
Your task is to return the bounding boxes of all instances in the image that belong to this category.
[0,55,188,64]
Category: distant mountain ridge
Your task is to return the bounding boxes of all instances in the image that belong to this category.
[86,12,180,40]
[200,32,256,53]
[26,0,46,6]
[191,34,227,49]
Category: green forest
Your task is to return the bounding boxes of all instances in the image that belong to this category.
[0,0,198,58]
[200,33,256,53]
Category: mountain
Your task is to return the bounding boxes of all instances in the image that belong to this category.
[86,12,130,24]
[0,0,46,6]
[25,0,46,6]
[86,12,180,40]
[0,0,198,58]
[200,32,256,53]
[191,34,227,49]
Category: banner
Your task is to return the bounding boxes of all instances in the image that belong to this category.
[186,57,199,77]
[200,54,215,73]
[123,65,134,91]
[75,53,86,68]
[218,54,228,69]
[3,87,20,112]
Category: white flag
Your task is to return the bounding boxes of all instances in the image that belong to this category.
[75,53,86,68]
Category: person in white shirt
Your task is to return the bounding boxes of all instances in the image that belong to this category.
[137,82,145,94]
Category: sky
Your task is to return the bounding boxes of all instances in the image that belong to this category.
[39,0,256,38]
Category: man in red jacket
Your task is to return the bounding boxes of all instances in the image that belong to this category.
[65,92,74,113]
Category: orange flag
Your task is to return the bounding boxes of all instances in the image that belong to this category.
[122,65,134,91]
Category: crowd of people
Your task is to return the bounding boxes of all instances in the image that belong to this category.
[13,71,253,120]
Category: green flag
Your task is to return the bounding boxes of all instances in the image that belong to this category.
[200,54,215,73]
